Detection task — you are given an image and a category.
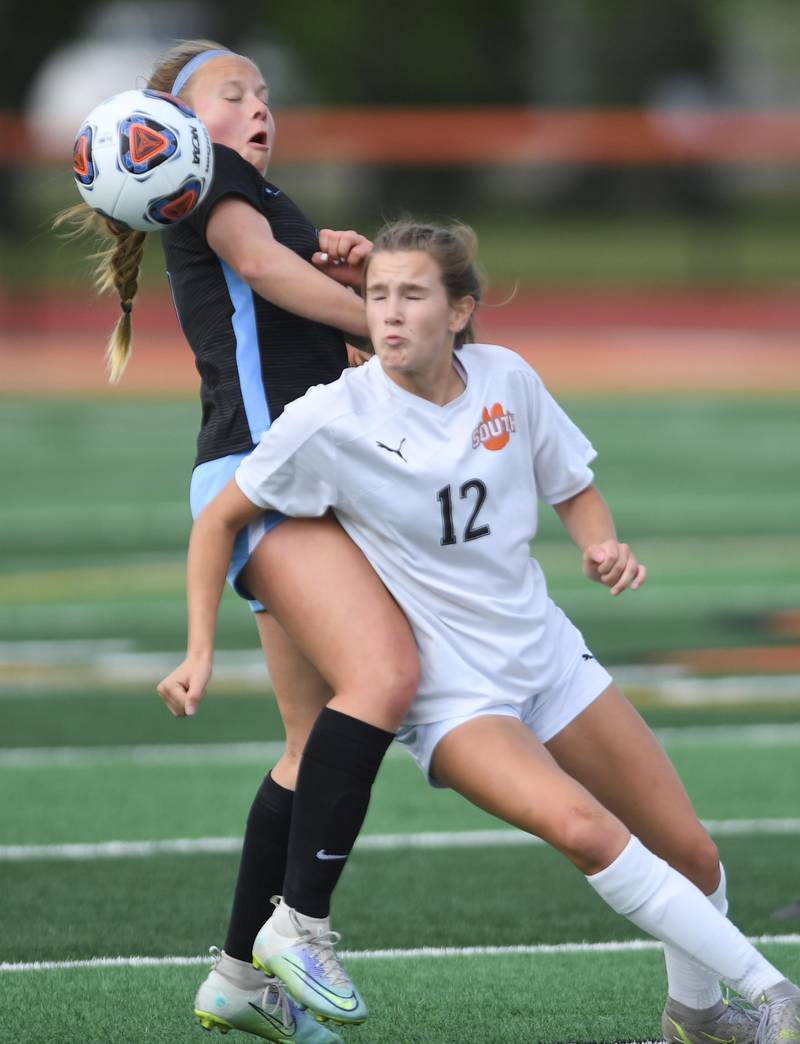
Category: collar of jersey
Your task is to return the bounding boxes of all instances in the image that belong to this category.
[375,352,470,413]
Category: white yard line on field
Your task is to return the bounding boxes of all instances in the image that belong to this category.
[2,819,800,862]
[1,635,799,706]
[613,668,800,707]
[653,722,800,745]
[1,721,799,768]
[0,740,294,767]
[2,934,799,973]
[660,722,800,747]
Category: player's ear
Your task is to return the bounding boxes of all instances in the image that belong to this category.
[449,295,475,334]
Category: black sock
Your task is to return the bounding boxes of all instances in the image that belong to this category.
[223,772,293,962]
[282,707,394,918]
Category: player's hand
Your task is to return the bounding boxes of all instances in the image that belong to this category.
[346,343,372,367]
[312,229,373,287]
[157,655,212,717]
[582,541,647,596]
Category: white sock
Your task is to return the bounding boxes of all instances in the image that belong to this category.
[217,950,268,990]
[663,863,727,1009]
[272,898,330,939]
[587,836,785,1005]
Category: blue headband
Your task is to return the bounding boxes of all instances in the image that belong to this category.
[172,49,236,96]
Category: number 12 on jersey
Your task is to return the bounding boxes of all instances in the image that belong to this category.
[437,480,491,546]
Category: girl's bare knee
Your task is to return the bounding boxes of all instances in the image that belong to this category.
[379,653,420,720]
[672,833,721,894]
[550,804,628,875]
[345,643,419,728]
[331,653,418,732]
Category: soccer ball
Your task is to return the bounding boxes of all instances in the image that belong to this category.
[72,88,214,232]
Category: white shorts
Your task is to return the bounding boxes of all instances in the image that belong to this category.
[396,652,612,787]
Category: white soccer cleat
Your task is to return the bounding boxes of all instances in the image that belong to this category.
[194,948,344,1042]
[252,896,368,1025]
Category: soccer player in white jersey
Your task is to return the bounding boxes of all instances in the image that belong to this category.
[160,221,800,1043]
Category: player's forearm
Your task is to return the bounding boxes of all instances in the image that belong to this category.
[207,200,369,338]
[185,510,236,661]
[239,245,368,337]
[553,483,617,553]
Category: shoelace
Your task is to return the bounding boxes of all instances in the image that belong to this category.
[208,945,293,1030]
[756,995,800,1042]
[304,930,350,989]
[276,897,352,991]
[260,980,293,1030]
[720,988,760,1023]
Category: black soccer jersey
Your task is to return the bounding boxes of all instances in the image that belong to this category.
[162,144,348,467]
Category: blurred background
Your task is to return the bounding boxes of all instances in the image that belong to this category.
[6,0,800,289]
[1,7,799,1039]
[1,0,799,738]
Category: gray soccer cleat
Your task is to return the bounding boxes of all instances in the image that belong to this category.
[662,994,760,1044]
[755,979,800,1044]
[194,947,344,1042]
[252,896,368,1026]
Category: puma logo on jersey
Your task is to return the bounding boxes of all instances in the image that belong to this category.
[376,437,407,462]
[472,404,515,451]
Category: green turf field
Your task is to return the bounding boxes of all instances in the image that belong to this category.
[1,731,799,1042]
[2,396,799,662]
[1,396,799,1043]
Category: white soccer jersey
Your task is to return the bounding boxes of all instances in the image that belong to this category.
[236,344,597,725]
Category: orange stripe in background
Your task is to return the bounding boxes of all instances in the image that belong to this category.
[270,109,800,165]
[5,108,800,166]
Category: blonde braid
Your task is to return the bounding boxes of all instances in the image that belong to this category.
[103,224,146,382]
[53,203,147,382]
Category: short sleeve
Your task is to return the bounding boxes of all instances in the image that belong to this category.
[181,143,265,240]
[522,371,597,505]
[235,391,339,517]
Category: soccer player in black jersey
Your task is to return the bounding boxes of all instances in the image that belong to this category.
[59,41,419,1042]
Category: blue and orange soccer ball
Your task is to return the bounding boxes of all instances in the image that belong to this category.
[72,89,214,232]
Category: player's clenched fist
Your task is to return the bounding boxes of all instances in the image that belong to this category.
[317,228,373,265]
[157,656,213,717]
[312,229,373,287]
[582,540,647,596]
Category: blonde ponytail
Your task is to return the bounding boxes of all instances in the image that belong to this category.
[102,222,146,382]
[53,203,147,382]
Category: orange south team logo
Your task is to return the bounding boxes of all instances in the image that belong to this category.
[472,403,515,451]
